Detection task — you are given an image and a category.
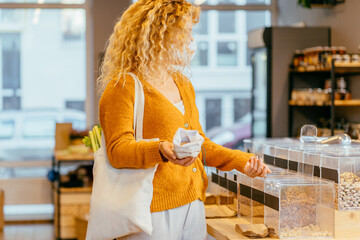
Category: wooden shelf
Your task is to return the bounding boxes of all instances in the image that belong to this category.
[290,69,331,73]
[290,64,360,74]
[54,151,94,162]
[289,100,360,107]
[59,187,92,193]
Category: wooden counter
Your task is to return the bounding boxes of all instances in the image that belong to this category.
[206,216,360,240]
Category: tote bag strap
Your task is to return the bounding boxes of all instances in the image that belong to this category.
[127,72,145,141]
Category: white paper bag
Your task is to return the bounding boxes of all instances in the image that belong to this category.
[172,128,204,159]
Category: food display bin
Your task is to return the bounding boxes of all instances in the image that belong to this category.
[288,146,305,173]
[264,176,335,238]
[218,171,230,205]
[238,173,252,221]
[262,139,298,166]
[321,147,360,211]
[244,139,253,153]
[226,170,239,212]
[303,151,322,178]
[263,142,276,166]
[250,168,297,225]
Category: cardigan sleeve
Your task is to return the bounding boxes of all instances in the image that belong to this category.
[185,77,253,173]
[99,75,163,169]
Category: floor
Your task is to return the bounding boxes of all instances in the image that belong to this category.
[0,223,54,240]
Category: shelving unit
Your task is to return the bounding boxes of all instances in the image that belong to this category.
[52,152,93,240]
[288,61,360,137]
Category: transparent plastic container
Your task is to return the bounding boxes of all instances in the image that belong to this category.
[218,171,230,205]
[206,167,219,204]
[274,145,291,170]
[226,170,239,212]
[251,176,265,224]
[244,139,253,153]
[303,151,322,178]
[321,146,360,211]
[288,146,304,173]
[238,173,252,222]
[264,176,335,238]
[263,143,276,166]
[250,167,297,225]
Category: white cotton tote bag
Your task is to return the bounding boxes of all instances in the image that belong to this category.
[86,73,158,240]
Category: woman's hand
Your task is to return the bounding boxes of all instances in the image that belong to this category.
[244,155,271,178]
[159,141,197,167]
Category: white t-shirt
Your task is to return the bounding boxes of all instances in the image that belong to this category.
[173,101,185,115]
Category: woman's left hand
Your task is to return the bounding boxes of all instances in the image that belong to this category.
[244,155,271,178]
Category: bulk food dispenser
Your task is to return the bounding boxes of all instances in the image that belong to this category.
[264,176,335,238]
[320,146,360,211]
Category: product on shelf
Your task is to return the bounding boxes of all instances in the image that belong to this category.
[291,88,330,106]
[291,46,360,72]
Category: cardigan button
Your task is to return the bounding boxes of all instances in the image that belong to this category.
[192,167,197,173]
[184,123,189,128]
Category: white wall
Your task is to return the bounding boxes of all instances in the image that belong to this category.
[277,0,360,52]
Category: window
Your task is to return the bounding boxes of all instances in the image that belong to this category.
[23,118,56,138]
[3,96,20,110]
[217,41,237,66]
[0,0,89,221]
[206,99,221,131]
[218,11,235,33]
[62,9,85,41]
[234,98,250,122]
[0,120,14,139]
[190,2,273,148]
[192,41,208,66]
[0,8,87,161]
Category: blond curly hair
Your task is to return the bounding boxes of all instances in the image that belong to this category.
[98,0,200,92]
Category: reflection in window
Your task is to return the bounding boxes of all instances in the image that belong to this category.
[218,11,235,33]
[23,118,55,138]
[217,41,237,66]
[0,120,14,139]
[206,99,221,131]
[191,41,208,66]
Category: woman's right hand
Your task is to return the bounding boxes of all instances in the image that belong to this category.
[159,141,196,167]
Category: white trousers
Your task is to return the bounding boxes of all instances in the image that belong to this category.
[117,199,207,240]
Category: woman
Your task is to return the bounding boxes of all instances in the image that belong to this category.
[98,0,271,239]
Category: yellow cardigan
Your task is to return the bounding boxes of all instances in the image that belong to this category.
[99,73,253,213]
